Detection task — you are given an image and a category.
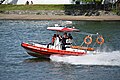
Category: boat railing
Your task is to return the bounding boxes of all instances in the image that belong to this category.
[70,31,104,52]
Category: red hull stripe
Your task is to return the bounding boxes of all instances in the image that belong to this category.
[21,42,86,56]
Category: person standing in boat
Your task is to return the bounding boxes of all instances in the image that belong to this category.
[66,33,73,47]
[54,34,62,50]
[62,32,68,50]
[47,34,56,48]
[51,34,57,45]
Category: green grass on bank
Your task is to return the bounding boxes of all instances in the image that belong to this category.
[0,4,66,11]
[0,4,119,15]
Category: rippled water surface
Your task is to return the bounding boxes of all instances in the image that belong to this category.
[0,20,120,80]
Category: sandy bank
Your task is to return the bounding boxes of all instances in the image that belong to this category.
[0,14,120,21]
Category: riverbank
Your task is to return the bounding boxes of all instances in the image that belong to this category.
[0,14,120,21]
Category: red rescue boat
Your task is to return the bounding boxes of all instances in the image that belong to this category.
[21,24,104,58]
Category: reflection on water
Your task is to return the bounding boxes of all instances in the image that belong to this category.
[0,20,120,80]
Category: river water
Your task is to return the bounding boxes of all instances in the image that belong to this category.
[0,20,120,80]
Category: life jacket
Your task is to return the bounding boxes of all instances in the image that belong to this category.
[52,37,56,44]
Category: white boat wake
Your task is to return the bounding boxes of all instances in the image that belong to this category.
[50,51,120,66]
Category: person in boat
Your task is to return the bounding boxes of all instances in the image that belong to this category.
[68,33,73,40]
[52,34,57,45]
[62,32,68,50]
[54,34,62,50]
[66,33,73,47]
[47,34,56,48]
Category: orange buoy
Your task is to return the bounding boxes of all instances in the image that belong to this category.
[96,36,104,45]
[84,36,92,45]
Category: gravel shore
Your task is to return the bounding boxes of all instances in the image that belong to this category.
[0,14,120,21]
